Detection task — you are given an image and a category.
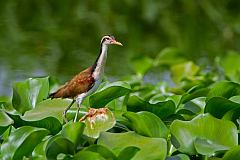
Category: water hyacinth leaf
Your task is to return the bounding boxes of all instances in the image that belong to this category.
[223,145,240,160]
[166,154,190,160]
[98,131,167,160]
[11,114,61,135]
[194,138,230,155]
[131,56,153,76]
[84,144,117,160]
[170,114,238,155]
[61,122,85,147]
[0,110,14,135]
[12,77,49,114]
[123,111,169,138]
[220,50,240,81]
[1,126,49,160]
[177,100,202,116]
[154,47,186,66]
[22,99,81,123]
[206,81,240,101]
[205,97,240,120]
[73,151,105,160]
[127,95,175,119]
[32,137,50,160]
[181,87,209,104]
[117,146,140,160]
[170,61,199,83]
[82,108,116,138]
[89,81,131,108]
[45,135,75,160]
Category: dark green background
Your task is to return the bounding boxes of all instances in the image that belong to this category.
[0,0,240,95]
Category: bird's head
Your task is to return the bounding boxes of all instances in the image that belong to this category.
[101,35,123,46]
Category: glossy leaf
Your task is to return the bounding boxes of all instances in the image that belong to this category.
[183,101,202,114]
[11,114,62,135]
[170,114,238,155]
[123,111,169,138]
[45,135,75,160]
[32,137,50,160]
[181,87,209,104]
[166,154,190,160]
[117,146,140,160]
[98,131,167,160]
[12,77,49,114]
[0,110,13,135]
[73,151,105,160]
[83,108,116,138]
[205,97,240,120]
[61,122,85,147]
[223,145,240,160]
[89,81,131,108]
[194,138,230,155]
[22,99,83,123]
[1,126,49,160]
[127,95,175,119]
[207,81,240,101]
[84,144,117,160]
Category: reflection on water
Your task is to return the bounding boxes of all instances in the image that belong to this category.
[0,46,131,96]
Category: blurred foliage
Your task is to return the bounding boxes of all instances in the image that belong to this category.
[1,0,240,95]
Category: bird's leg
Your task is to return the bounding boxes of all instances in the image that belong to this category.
[74,96,84,122]
[74,103,81,122]
[63,99,75,123]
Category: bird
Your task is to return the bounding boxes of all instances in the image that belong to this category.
[48,35,123,123]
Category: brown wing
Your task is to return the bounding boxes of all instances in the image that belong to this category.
[49,66,95,99]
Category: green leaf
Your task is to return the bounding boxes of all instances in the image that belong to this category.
[46,135,75,160]
[84,144,117,160]
[170,114,238,155]
[22,99,81,123]
[32,137,50,160]
[223,145,240,160]
[98,131,167,160]
[1,126,49,160]
[177,100,203,116]
[170,61,199,83]
[181,87,209,104]
[89,81,131,108]
[154,47,186,66]
[127,95,175,119]
[0,110,13,135]
[123,111,169,138]
[10,114,62,135]
[166,154,190,160]
[205,97,240,120]
[12,77,49,114]
[194,138,230,155]
[207,81,240,101]
[117,146,140,160]
[131,56,153,76]
[61,122,85,147]
[73,151,105,160]
[83,108,116,138]
[220,50,240,81]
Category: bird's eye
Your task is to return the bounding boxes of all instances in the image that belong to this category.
[105,38,110,40]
